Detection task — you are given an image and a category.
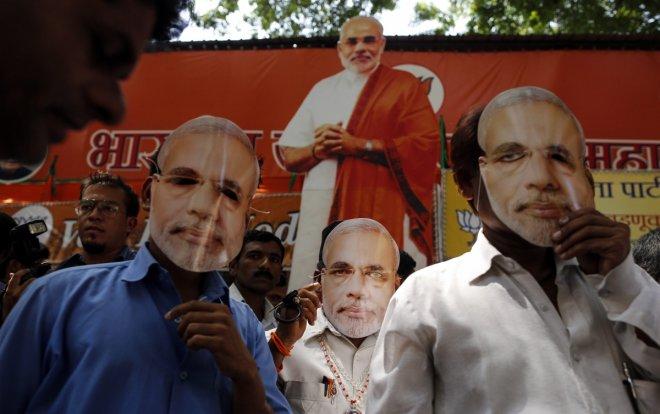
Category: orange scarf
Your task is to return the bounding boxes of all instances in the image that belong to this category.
[329,65,440,261]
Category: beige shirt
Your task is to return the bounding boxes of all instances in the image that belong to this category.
[280,308,377,413]
[229,283,277,331]
[368,230,660,413]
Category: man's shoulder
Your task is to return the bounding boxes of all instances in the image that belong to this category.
[406,252,476,286]
[307,70,348,93]
[380,65,420,85]
[34,260,131,295]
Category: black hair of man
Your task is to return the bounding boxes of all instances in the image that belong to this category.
[0,213,18,276]
[79,171,139,218]
[150,0,192,41]
[397,250,417,281]
[450,106,485,204]
[316,220,344,270]
[632,228,660,282]
[237,230,285,261]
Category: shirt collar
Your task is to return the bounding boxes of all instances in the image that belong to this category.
[304,308,348,343]
[342,63,379,83]
[229,284,276,323]
[122,244,230,305]
[467,230,505,282]
[468,229,582,282]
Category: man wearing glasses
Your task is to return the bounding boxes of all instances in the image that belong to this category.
[276,16,439,290]
[55,171,139,271]
[269,218,399,414]
[0,116,289,413]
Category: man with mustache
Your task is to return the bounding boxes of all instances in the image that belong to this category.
[276,16,439,290]
[0,0,188,164]
[55,171,138,271]
[269,218,399,413]
[229,230,285,330]
[368,87,660,413]
[0,116,289,413]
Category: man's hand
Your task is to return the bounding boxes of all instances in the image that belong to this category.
[552,207,631,275]
[313,123,365,158]
[165,301,259,381]
[275,282,322,348]
[2,270,34,323]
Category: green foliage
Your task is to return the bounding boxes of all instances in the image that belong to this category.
[415,0,660,35]
[189,0,397,37]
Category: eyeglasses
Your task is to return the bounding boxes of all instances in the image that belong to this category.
[337,35,382,47]
[152,174,243,205]
[75,199,121,217]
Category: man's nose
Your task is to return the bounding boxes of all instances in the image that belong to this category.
[345,272,367,299]
[187,181,219,221]
[85,80,125,126]
[524,152,559,191]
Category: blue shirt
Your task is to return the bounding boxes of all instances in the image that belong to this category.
[0,246,291,413]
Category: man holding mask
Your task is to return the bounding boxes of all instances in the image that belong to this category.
[269,218,399,414]
[369,87,659,413]
[0,116,289,413]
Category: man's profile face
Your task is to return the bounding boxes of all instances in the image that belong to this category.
[337,19,385,75]
[322,231,397,339]
[0,0,156,163]
[77,184,134,255]
[479,101,594,246]
[234,240,284,295]
[148,133,256,272]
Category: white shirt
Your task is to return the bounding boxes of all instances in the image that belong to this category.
[279,309,377,414]
[368,230,660,414]
[229,283,277,331]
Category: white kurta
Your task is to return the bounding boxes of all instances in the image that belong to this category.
[368,230,660,413]
[228,283,277,331]
[278,67,426,289]
[279,309,376,414]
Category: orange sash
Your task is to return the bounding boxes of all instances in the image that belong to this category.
[329,65,440,261]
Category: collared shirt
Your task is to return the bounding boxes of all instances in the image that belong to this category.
[53,245,136,271]
[368,231,660,414]
[0,245,290,414]
[279,308,377,414]
[229,283,278,331]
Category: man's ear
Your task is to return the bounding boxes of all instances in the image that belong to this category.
[126,216,138,236]
[141,177,153,212]
[6,259,23,276]
[395,275,402,289]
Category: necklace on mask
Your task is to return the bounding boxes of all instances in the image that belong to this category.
[318,334,369,414]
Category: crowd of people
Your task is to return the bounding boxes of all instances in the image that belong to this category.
[0,2,658,413]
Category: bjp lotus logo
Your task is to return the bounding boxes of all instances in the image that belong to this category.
[456,209,481,246]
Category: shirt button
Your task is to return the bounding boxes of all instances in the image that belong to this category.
[540,304,550,312]
[179,371,188,381]
[600,289,611,298]
[174,317,182,323]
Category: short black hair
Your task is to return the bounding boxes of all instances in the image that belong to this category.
[633,228,660,282]
[0,212,17,257]
[450,106,485,193]
[397,250,417,280]
[79,171,139,218]
[238,230,285,260]
[0,212,18,276]
[317,220,344,270]
[150,0,191,41]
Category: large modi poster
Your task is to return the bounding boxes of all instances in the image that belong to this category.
[0,42,657,287]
